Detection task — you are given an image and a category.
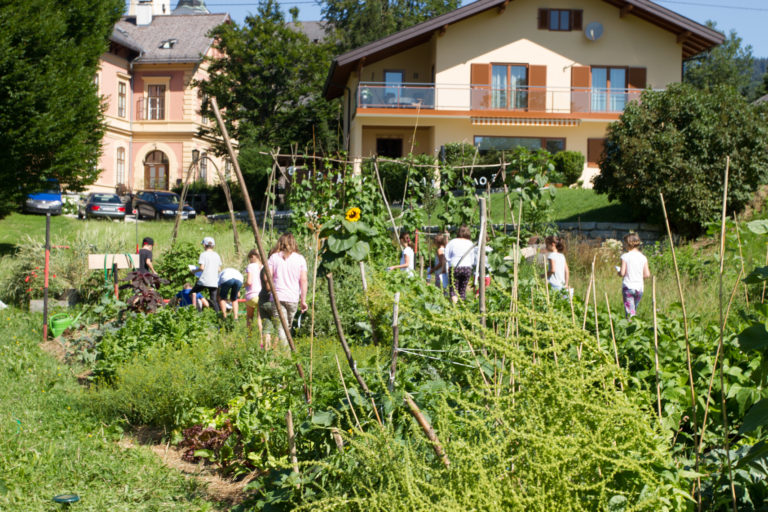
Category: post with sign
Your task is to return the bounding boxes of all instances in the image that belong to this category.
[134,208,139,253]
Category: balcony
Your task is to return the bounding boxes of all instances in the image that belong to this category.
[135,97,166,121]
[356,82,646,115]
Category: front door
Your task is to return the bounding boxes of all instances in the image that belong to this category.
[143,150,169,190]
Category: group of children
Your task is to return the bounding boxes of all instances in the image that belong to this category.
[544,232,650,318]
[393,228,651,319]
[175,233,308,349]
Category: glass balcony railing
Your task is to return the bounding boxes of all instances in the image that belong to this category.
[356,82,645,114]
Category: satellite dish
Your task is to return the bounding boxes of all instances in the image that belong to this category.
[585,22,604,41]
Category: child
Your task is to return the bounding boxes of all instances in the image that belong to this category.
[388,232,415,275]
[218,267,244,320]
[138,237,156,274]
[445,225,475,302]
[427,234,447,289]
[545,235,569,292]
[258,261,275,349]
[244,248,263,333]
[176,283,209,310]
[191,237,222,312]
[618,233,650,319]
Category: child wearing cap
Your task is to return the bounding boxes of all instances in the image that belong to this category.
[191,237,222,312]
[139,237,156,274]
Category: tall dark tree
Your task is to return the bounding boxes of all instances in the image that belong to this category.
[683,21,754,97]
[0,0,122,218]
[322,0,460,53]
[198,0,339,154]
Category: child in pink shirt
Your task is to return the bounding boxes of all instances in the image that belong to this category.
[267,233,308,344]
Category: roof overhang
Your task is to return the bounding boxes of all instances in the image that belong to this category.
[324,0,724,100]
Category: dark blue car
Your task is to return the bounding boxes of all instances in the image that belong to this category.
[24,179,62,215]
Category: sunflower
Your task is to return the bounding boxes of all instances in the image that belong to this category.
[345,207,361,222]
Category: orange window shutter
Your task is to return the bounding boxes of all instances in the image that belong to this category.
[528,65,547,112]
[471,63,492,109]
[571,65,591,113]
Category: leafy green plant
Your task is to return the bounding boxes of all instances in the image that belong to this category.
[156,242,199,298]
[552,150,585,186]
[120,271,168,313]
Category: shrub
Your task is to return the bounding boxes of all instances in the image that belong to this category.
[156,242,199,298]
[88,335,262,428]
[552,150,585,185]
[594,84,768,236]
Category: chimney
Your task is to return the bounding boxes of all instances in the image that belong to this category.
[136,0,153,26]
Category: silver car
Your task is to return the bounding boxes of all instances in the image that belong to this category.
[78,193,127,220]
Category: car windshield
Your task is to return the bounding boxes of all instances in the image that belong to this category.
[92,194,121,203]
[156,193,180,205]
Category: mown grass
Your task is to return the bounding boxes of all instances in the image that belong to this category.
[0,308,221,511]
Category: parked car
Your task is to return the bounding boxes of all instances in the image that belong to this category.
[24,179,62,215]
[78,193,127,220]
[132,190,196,220]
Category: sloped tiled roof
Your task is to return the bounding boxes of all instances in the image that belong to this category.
[287,21,328,43]
[112,13,229,64]
[324,0,724,99]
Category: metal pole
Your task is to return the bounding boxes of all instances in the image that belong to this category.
[42,213,50,342]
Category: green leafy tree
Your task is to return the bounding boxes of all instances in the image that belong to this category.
[683,21,754,97]
[594,83,768,237]
[0,0,122,218]
[322,0,460,53]
[197,0,339,154]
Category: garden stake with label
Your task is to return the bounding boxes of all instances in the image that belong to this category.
[210,97,310,404]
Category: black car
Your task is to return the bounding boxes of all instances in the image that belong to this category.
[132,190,196,220]
[78,193,127,220]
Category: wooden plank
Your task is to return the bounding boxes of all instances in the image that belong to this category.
[88,253,138,270]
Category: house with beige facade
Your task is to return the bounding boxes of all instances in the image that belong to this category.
[93,0,230,193]
[324,0,723,183]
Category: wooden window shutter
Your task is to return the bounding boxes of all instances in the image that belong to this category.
[471,63,492,109]
[628,67,647,89]
[538,8,549,30]
[587,138,606,168]
[528,65,547,112]
[570,65,591,113]
[572,10,583,31]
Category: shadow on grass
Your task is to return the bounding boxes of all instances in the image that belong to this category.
[0,242,17,257]
[558,203,643,223]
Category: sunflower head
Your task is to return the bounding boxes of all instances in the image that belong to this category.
[345,207,361,222]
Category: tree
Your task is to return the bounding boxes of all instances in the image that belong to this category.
[198,0,339,155]
[683,21,754,97]
[593,84,768,237]
[322,0,460,53]
[0,0,122,218]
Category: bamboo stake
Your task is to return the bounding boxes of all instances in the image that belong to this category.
[698,269,742,456]
[171,157,199,246]
[578,257,596,359]
[373,157,400,246]
[605,292,624,391]
[478,197,488,331]
[404,393,450,468]
[716,157,738,512]
[592,272,600,350]
[309,232,321,403]
[659,191,700,499]
[652,276,663,426]
[210,97,310,404]
[330,428,344,452]
[327,273,371,395]
[262,162,277,233]
[334,355,362,431]
[286,410,299,479]
[388,292,401,392]
[214,164,241,258]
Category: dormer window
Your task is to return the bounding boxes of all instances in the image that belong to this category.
[538,9,582,32]
[159,39,177,49]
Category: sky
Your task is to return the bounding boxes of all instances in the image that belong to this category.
[148,1,768,57]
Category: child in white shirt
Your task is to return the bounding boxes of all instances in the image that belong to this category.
[618,233,651,319]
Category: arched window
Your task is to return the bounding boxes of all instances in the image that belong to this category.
[116,147,126,185]
[144,150,169,190]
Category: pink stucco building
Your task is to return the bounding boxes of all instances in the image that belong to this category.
[92,0,231,193]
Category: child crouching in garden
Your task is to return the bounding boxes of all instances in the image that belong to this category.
[618,233,650,319]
